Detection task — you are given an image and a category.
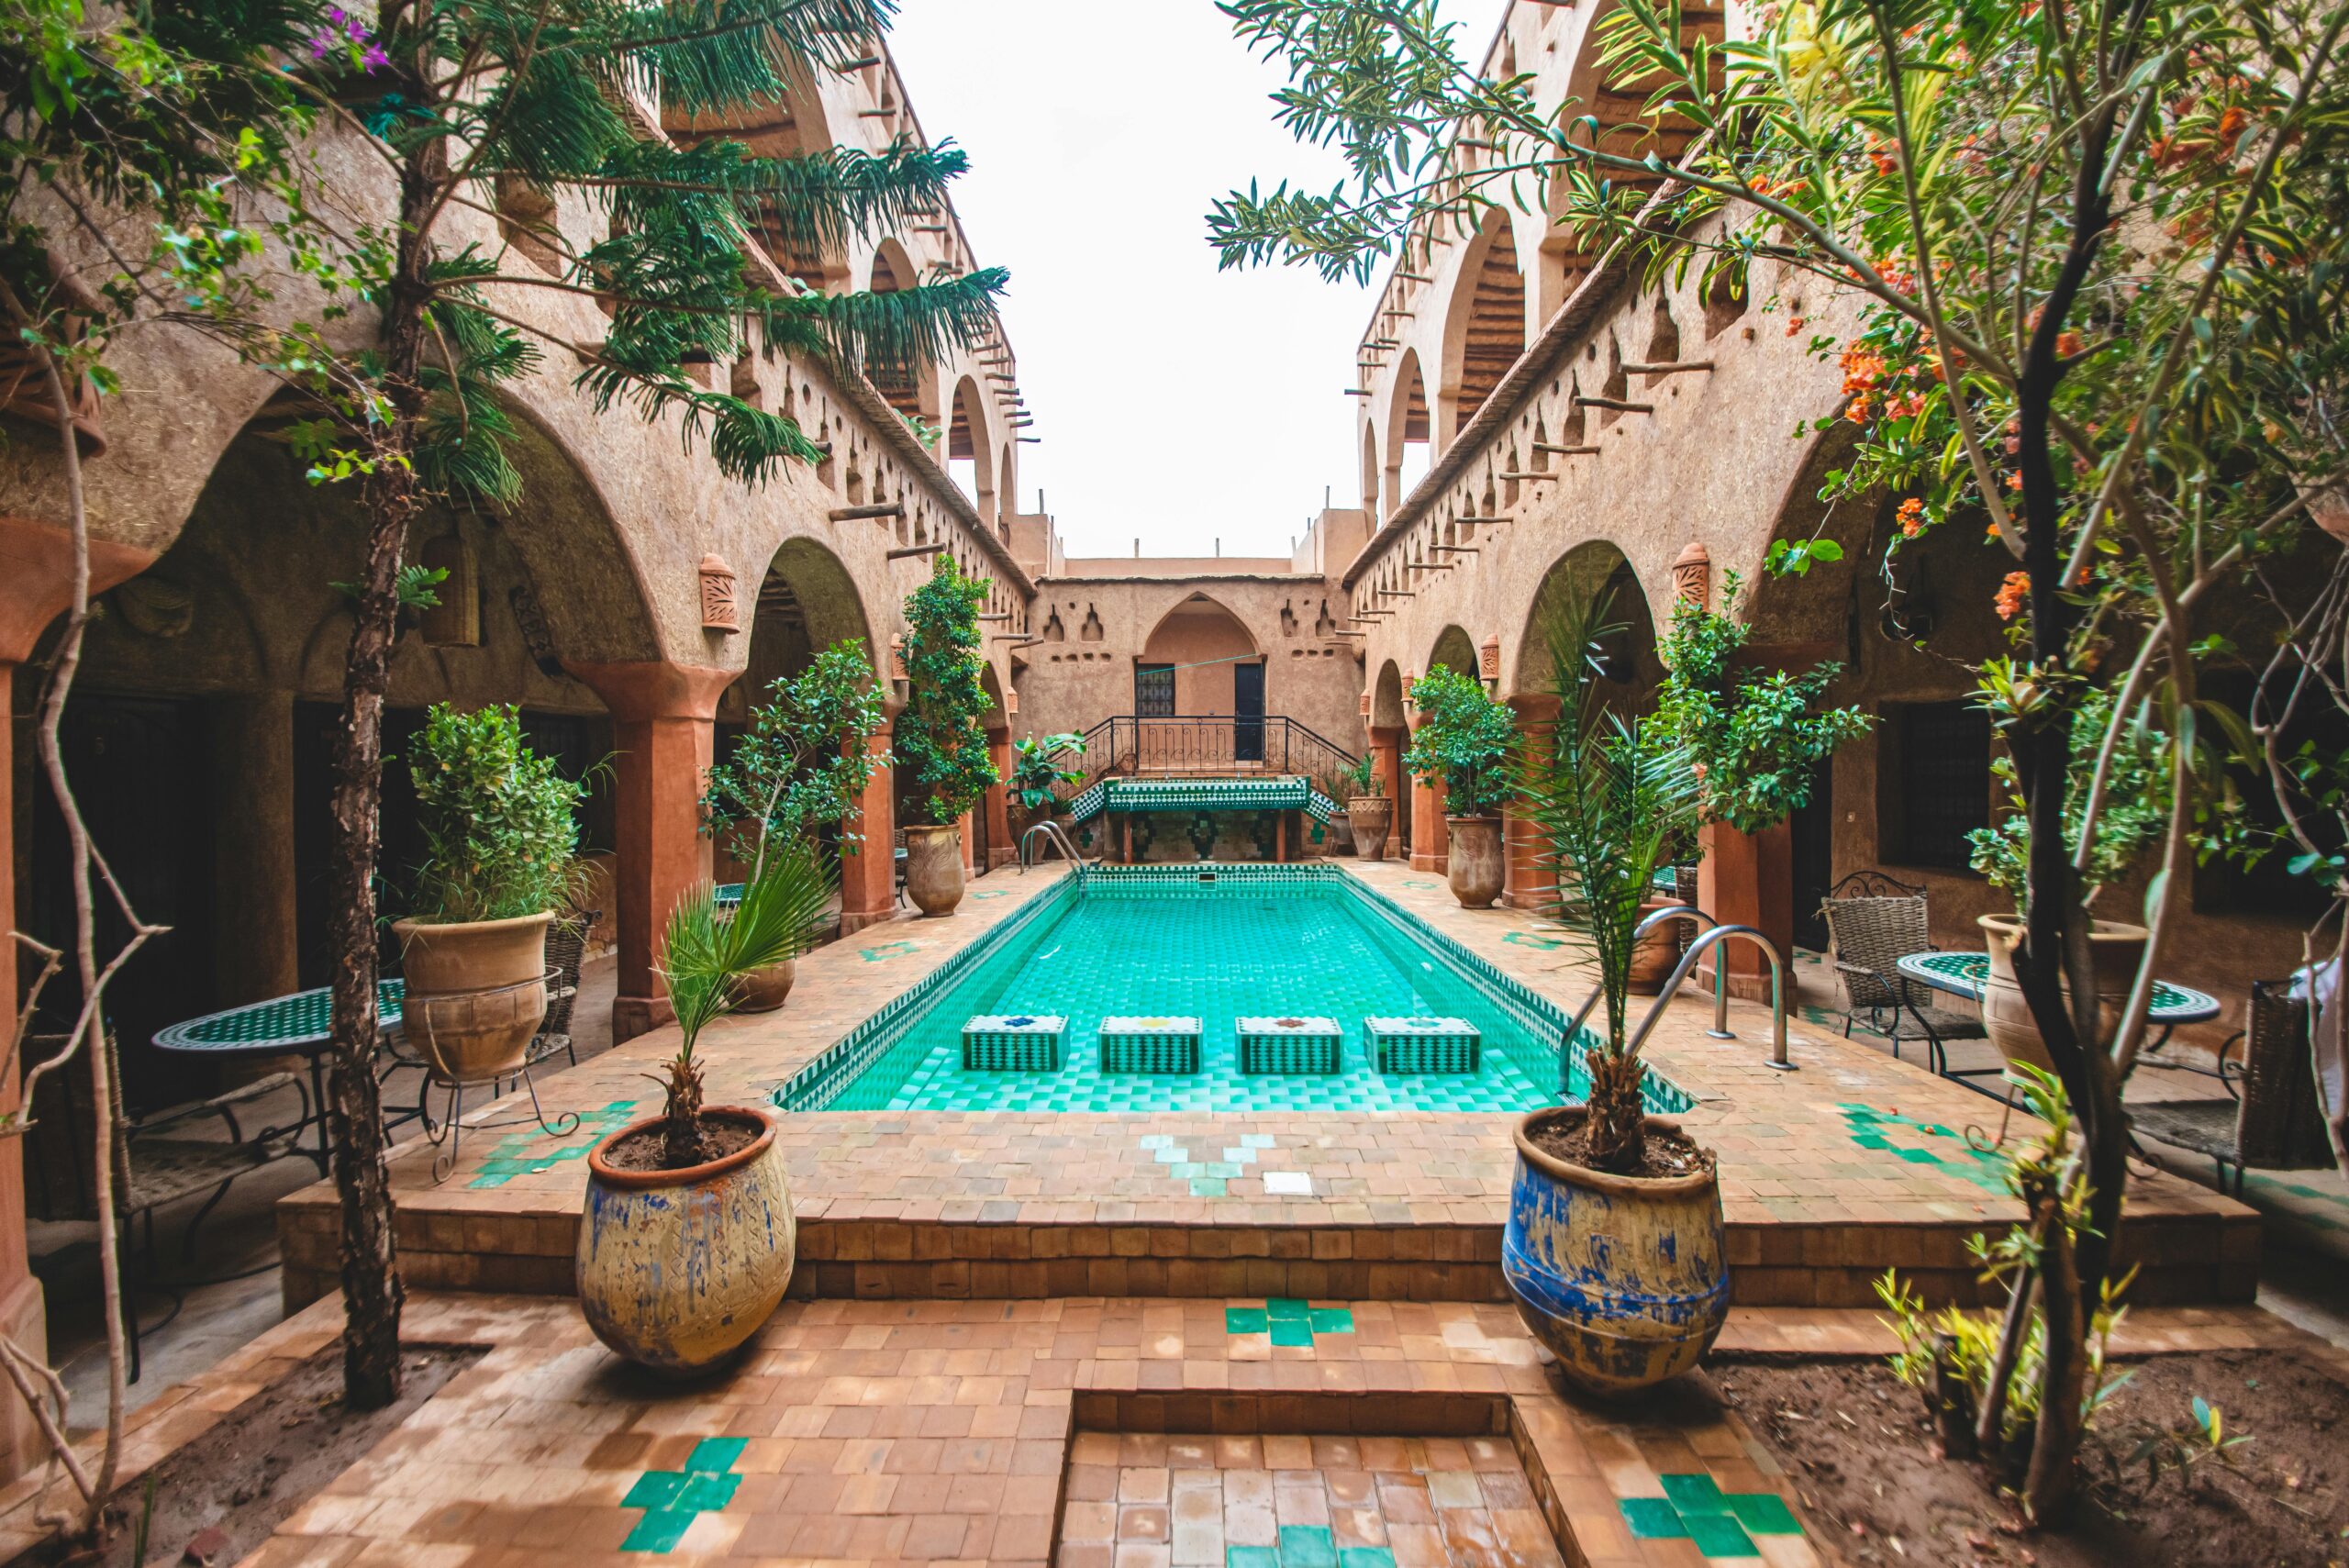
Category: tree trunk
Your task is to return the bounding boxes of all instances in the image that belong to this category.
[323,128,447,1412]
[1581,1048,1648,1171]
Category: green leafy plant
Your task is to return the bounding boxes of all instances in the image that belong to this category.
[1008,731,1085,815]
[896,553,997,828]
[1403,665,1516,818]
[702,641,889,875]
[1655,572,1870,836]
[1520,589,1705,1172]
[652,842,835,1169]
[405,703,590,924]
[1968,686,2173,907]
[1342,751,1383,799]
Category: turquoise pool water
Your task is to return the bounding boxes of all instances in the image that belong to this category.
[778,868,1690,1116]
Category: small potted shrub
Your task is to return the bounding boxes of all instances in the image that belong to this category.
[576,844,834,1375]
[895,554,998,915]
[701,642,888,1009]
[1405,664,1516,906]
[1510,589,1720,1396]
[1341,751,1391,860]
[1966,684,2162,1067]
[1008,730,1086,839]
[393,704,588,1082]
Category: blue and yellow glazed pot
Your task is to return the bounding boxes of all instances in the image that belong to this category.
[1502,1106,1729,1396]
[577,1106,796,1375]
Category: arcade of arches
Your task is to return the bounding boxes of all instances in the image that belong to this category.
[0,0,2327,1504]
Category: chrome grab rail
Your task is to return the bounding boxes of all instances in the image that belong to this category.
[1557,908,1793,1086]
[1019,820,1089,885]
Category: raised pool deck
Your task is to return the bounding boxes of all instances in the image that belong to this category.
[278,859,2256,1312]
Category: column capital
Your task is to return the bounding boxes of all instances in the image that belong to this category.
[1506,692,1564,724]
[0,514,156,663]
[563,659,735,723]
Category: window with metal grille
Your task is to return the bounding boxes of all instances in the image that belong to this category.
[1135,663,1174,717]
[1891,699,1989,871]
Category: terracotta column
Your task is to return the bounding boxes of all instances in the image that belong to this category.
[1697,818,1795,1002]
[1503,694,1562,911]
[0,514,155,1484]
[1408,714,1449,873]
[565,660,734,1044]
[984,729,1013,869]
[839,724,896,935]
[210,690,300,1005]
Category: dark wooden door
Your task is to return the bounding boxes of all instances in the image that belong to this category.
[1233,662,1265,762]
[1790,757,1835,953]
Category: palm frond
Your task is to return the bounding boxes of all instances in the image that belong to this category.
[780,266,1008,378]
[599,0,898,115]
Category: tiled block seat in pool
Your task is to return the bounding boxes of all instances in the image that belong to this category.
[1366,1016,1481,1074]
[961,1014,1067,1072]
[1236,1016,1342,1075]
[1099,1016,1203,1074]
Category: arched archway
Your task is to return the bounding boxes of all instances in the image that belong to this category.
[1369,658,1410,854]
[1428,624,1478,678]
[946,373,997,528]
[1371,659,1408,730]
[1439,208,1527,446]
[1510,539,1661,706]
[665,57,848,291]
[1140,594,1260,716]
[1385,349,1431,519]
[1361,425,1382,518]
[864,239,941,421]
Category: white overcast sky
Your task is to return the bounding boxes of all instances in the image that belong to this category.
[887,0,1509,560]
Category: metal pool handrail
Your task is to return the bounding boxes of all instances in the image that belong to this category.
[1019,820,1089,884]
[1561,905,1728,1051]
[1627,925,1794,1071]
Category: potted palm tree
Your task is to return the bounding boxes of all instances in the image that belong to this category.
[576,842,834,1375]
[1341,751,1391,861]
[1508,590,1721,1396]
[393,704,589,1082]
[1404,665,1517,906]
[1008,730,1086,840]
[701,642,888,1010]
[896,554,998,914]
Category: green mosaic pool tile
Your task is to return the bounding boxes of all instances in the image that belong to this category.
[1897,1147,1941,1164]
[1277,1527,1337,1568]
[621,1510,696,1553]
[1684,1513,1759,1557]
[1337,1550,1396,1568]
[1270,1319,1314,1347]
[1619,1497,1685,1540]
[1725,1493,1803,1535]
[1226,1307,1270,1334]
[1660,1473,1731,1515]
[1227,1548,1282,1568]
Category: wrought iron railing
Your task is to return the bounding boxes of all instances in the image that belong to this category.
[1048,716,1360,805]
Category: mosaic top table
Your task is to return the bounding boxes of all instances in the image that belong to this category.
[152,980,406,1173]
[1894,951,2221,1061]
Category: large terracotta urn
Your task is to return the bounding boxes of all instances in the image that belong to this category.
[1628,896,1684,995]
[732,957,796,1013]
[903,823,966,916]
[391,912,551,1082]
[1977,913,2148,1071]
[1502,1107,1729,1396]
[1348,796,1394,861]
[577,1106,796,1376]
[1446,817,1505,908]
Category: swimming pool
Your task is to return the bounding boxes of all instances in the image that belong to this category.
[776,865,1690,1116]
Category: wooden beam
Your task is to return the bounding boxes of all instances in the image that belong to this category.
[887,543,947,559]
[1575,394,1653,414]
[1533,443,1600,456]
[1622,360,1716,375]
[829,502,904,521]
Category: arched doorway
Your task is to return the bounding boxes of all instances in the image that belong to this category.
[1370,658,1410,856]
[1439,209,1527,445]
[946,374,997,528]
[1140,595,1264,768]
[863,239,940,422]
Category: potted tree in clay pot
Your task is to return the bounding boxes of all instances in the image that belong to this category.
[895,554,998,915]
[1966,685,2167,1069]
[1341,752,1392,861]
[701,641,888,1010]
[576,843,834,1375]
[393,704,590,1083]
[1653,571,1870,990]
[1509,589,1720,1396]
[1405,664,1517,907]
[1008,730,1086,841]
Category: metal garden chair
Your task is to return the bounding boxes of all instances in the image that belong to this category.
[2131,978,2334,1195]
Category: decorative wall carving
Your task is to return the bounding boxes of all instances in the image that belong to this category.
[698,553,740,634]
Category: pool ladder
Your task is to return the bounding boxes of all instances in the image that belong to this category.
[1559,905,1793,1095]
[1019,820,1092,886]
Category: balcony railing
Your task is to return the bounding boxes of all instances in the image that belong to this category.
[1050,717,1360,803]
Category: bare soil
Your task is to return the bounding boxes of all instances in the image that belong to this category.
[1527,1116,1713,1179]
[16,1344,480,1568]
[1715,1351,2349,1568]
[600,1110,761,1173]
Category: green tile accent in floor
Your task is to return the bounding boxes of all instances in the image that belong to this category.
[1618,1473,1805,1558]
[1224,1297,1355,1347]
[620,1436,745,1551]
[1835,1103,2010,1193]
[1226,1527,1353,1568]
[465,1099,640,1189]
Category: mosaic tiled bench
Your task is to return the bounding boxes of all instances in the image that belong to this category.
[1365,1015,1481,1074]
[1236,1016,1342,1075]
[1099,1015,1202,1074]
[962,1014,1067,1072]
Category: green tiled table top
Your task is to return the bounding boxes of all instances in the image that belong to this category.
[1896,951,2219,1020]
[153,979,405,1054]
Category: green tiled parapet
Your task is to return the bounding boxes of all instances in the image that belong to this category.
[1225,1297,1354,1348]
[1619,1473,1805,1559]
